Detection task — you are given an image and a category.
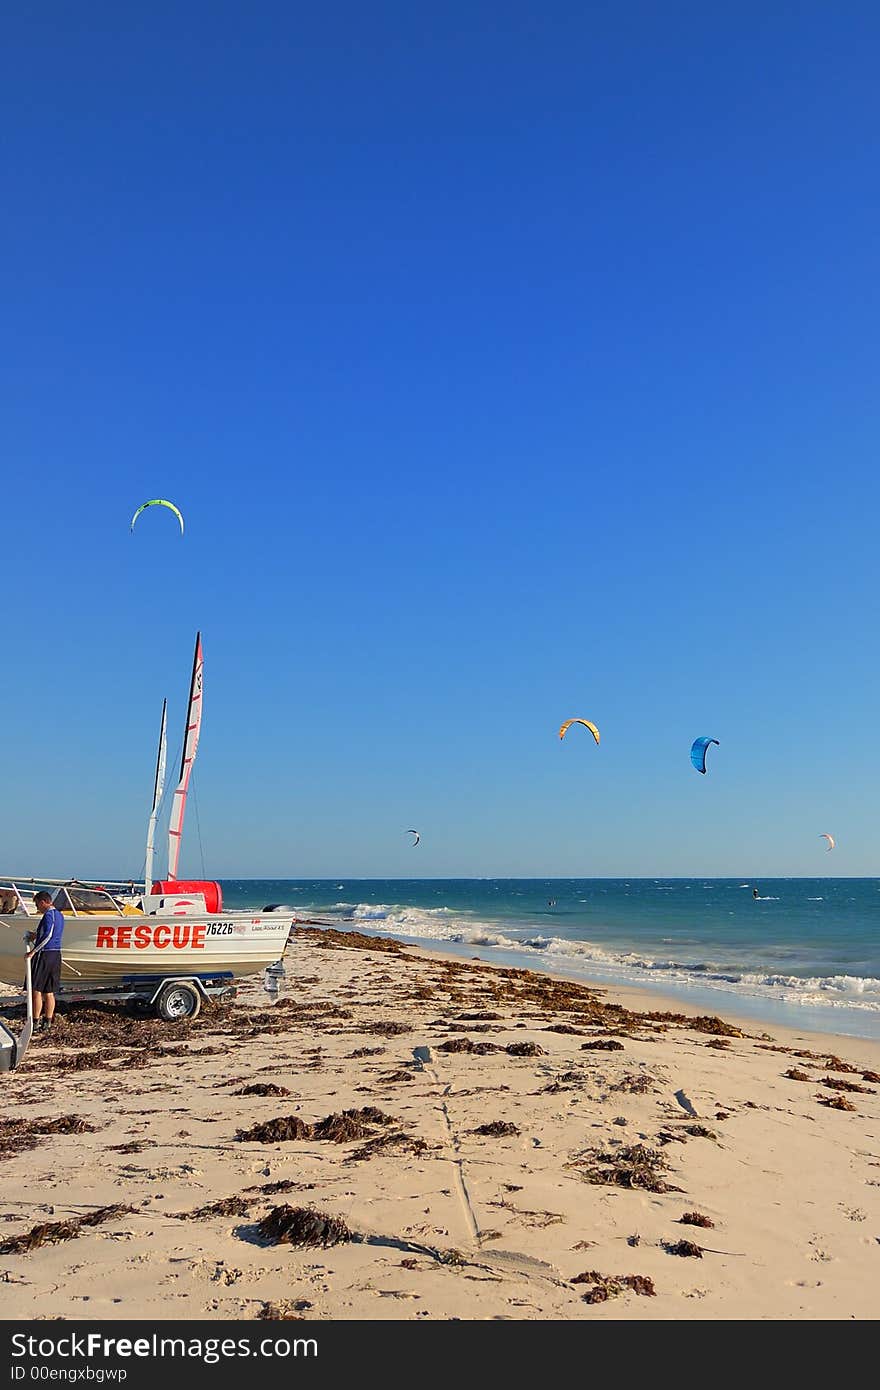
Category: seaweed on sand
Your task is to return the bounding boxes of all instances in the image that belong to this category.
[822,1055,858,1074]
[257,1205,352,1248]
[609,1074,657,1094]
[243,1180,316,1195]
[580,1039,625,1051]
[704,1038,732,1050]
[684,1125,717,1140]
[174,1196,253,1221]
[817,1095,857,1111]
[236,1107,395,1145]
[347,1047,385,1058]
[0,1204,134,1255]
[256,1302,307,1320]
[784,1068,811,1082]
[570,1144,680,1194]
[679,1212,714,1228]
[571,1270,656,1303]
[293,925,406,955]
[505,1042,545,1057]
[235,1116,312,1143]
[663,1239,703,1257]
[347,1131,431,1163]
[818,1077,875,1094]
[472,1121,520,1138]
[235,1083,291,1097]
[313,1108,394,1142]
[688,1016,742,1037]
[360,1021,412,1037]
[0,1115,98,1160]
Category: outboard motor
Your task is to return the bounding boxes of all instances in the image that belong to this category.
[263,960,285,1001]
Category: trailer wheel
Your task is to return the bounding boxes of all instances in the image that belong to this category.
[156,982,202,1022]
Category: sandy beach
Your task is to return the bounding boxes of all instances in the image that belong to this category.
[1,925,879,1322]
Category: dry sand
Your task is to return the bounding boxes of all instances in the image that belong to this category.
[1,925,879,1321]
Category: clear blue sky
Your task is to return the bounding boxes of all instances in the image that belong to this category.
[2,3,878,878]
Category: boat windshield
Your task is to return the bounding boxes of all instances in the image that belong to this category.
[52,886,125,916]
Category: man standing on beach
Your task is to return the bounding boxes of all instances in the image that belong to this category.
[26,890,64,1032]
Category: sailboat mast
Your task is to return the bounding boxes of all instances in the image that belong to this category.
[144,698,167,897]
[166,633,203,882]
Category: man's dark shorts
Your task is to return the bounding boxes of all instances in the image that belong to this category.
[31,950,61,994]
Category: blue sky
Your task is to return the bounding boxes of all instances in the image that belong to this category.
[2,3,878,878]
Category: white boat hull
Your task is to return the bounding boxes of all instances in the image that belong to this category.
[0,912,292,993]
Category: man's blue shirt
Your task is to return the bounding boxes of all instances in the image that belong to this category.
[34,907,64,951]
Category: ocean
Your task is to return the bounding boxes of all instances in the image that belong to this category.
[222,878,880,1040]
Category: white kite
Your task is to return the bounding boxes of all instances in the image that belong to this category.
[819,833,835,852]
[406,830,421,847]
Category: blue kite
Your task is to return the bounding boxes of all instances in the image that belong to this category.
[690,736,720,775]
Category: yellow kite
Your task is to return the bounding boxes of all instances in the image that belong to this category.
[558,718,600,745]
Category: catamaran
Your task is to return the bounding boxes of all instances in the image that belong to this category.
[0,633,292,1022]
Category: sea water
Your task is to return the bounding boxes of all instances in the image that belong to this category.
[222,878,880,1040]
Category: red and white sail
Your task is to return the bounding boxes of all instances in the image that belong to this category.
[167,633,203,882]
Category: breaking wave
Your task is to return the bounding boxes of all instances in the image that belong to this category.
[311,901,880,1016]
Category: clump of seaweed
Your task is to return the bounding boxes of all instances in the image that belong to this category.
[819,1077,875,1094]
[347,1047,385,1058]
[506,1041,545,1057]
[293,925,406,955]
[572,1144,679,1194]
[679,1212,714,1228]
[685,1125,717,1140]
[439,1037,478,1053]
[347,1131,430,1163]
[689,1017,742,1037]
[235,1083,291,1097]
[0,1204,133,1255]
[108,1140,156,1154]
[313,1108,394,1143]
[472,1121,520,1138]
[543,1024,584,1036]
[361,1021,412,1036]
[380,1070,415,1083]
[235,1116,312,1144]
[0,1115,99,1160]
[256,1301,307,1320]
[610,1074,657,1094]
[580,1039,624,1052]
[817,1095,856,1111]
[663,1239,703,1257]
[174,1196,253,1221]
[243,1180,316,1195]
[257,1206,352,1248]
[457,1011,502,1021]
[822,1055,858,1074]
[571,1270,656,1302]
[784,1068,811,1081]
[704,1038,732,1050]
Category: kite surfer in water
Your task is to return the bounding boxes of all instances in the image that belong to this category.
[753,887,759,900]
